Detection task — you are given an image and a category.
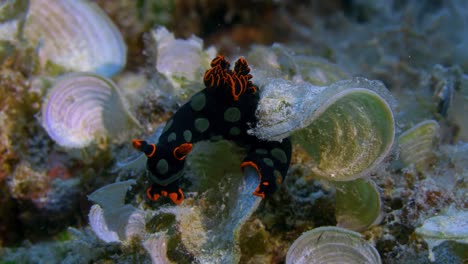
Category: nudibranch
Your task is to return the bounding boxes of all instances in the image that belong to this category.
[133,56,292,205]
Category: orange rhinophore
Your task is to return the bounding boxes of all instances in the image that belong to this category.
[132,139,156,157]
[146,187,160,201]
[173,143,193,160]
[168,188,184,205]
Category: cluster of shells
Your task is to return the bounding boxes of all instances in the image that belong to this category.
[1,0,133,149]
[0,0,218,150]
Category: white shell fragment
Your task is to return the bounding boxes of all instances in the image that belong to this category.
[415,209,468,261]
[148,26,216,109]
[251,77,395,181]
[226,166,262,263]
[89,205,153,257]
[88,180,149,243]
[88,180,136,210]
[152,26,215,88]
[42,72,141,148]
[88,204,119,243]
[398,120,440,171]
[24,0,126,76]
[335,179,383,231]
[143,233,171,264]
[286,226,382,264]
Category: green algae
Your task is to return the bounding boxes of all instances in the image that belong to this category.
[335,178,382,231]
[145,213,176,233]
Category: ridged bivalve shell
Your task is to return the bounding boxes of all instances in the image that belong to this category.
[286,226,382,264]
[42,72,140,148]
[398,120,440,172]
[23,0,126,76]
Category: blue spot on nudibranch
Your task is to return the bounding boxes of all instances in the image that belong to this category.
[183,130,192,142]
[157,159,169,174]
[229,127,241,136]
[224,107,241,122]
[271,148,288,164]
[190,93,206,111]
[168,132,177,142]
[163,119,173,132]
[255,149,268,155]
[263,158,274,167]
[194,118,210,133]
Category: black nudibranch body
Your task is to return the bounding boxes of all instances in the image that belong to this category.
[133,56,291,204]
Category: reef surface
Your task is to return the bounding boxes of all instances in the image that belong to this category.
[0,1,467,263]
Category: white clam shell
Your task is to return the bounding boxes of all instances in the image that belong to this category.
[42,72,140,148]
[286,226,382,264]
[398,120,440,172]
[24,0,126,76]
